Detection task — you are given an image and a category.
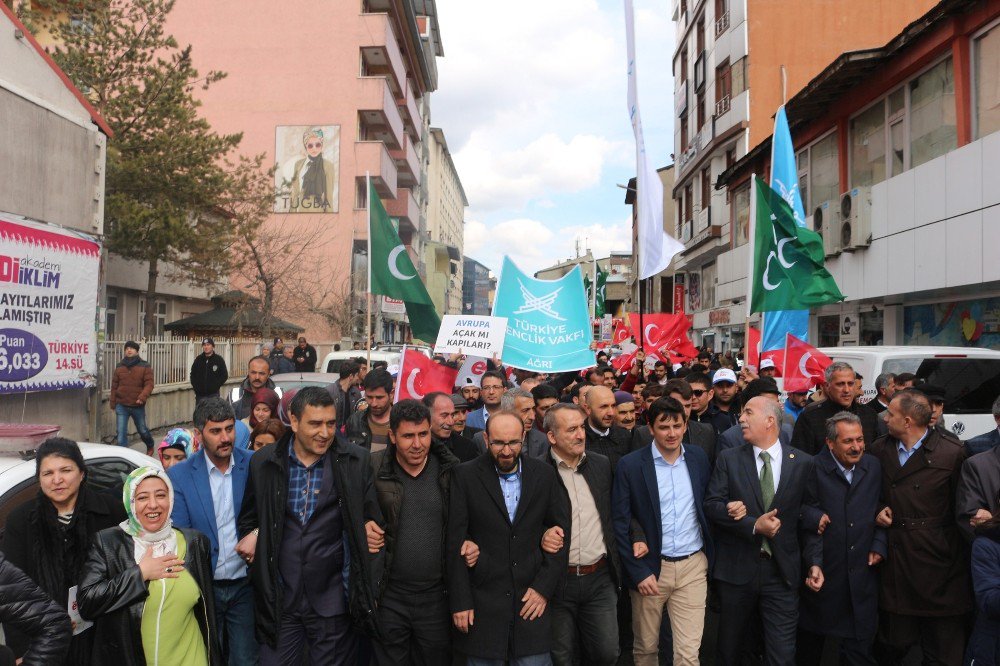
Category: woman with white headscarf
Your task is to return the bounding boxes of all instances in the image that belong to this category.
[79,467,219,665]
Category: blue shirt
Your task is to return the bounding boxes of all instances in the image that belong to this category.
[652,444,703,558]
[833,458,855,485]
[207,459,245,580]
[497,462,522,523]
[288,446,325,524]
[897,429,929,467]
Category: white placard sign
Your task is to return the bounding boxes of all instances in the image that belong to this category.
[434,315,507,357]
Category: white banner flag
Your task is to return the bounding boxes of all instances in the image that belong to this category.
[625,0,684,279]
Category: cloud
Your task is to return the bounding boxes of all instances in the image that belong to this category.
[456,133,623,212]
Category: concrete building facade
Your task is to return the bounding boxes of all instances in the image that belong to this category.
[718,0,1000,351]
[0,3,108,440]
[462,257,495,316]
[163,0,444,341]
[670,0,938,351]
[425,127,467,316]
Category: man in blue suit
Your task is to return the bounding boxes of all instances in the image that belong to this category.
[965,396,1000,457]
[169,397,257,664]
[797,411,886,665]
[464,370,507,431]
[612,397,713,665]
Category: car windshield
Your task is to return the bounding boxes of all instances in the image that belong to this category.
[882,357,1000,414]
[272,379,333,391]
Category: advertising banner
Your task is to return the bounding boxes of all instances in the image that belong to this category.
[492,256,593,372]
[0,215,100,394]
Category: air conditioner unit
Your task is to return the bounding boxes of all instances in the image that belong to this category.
[840,186,872,251]
[813,200,841,258]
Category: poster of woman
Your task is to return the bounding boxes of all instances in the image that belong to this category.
[274,125,340,213]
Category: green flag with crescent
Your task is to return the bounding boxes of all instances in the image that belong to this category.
[369,182,441,343]
[749,178,844,314]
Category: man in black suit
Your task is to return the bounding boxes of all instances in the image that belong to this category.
[583,386,635,469]
[613,397,713,666]
[705,396,819,665]
[422,392,479,463]
[447,411,570,664]
[797,412,887,665]
[540,404,620,666]
[965,396,1000,457]
[717,379,793,453]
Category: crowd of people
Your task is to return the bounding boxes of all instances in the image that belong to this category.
[5,343,1000,666]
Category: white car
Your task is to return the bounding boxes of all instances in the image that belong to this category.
[0,443,158,537]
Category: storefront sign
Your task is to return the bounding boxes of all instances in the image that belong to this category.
[709,308,731,326]
[673,284,685,314]
[0,215,100,393]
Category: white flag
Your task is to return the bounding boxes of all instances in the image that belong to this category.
[625,0,684,280]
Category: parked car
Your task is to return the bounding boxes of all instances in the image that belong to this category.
[0,442,157,539]
[817,345,1000,440]
[268,372,340,395]
[320,350,399,374]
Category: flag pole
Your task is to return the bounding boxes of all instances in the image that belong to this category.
[591,256,597,321]
[746,174,757,368]
[366,172,373,367]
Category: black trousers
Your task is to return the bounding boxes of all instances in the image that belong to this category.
[373,585,451,665]
[796,628,876,666]
[875,612,968,666]
[550,567,619,666]
[715,557,798,666]
[259,591,357,666]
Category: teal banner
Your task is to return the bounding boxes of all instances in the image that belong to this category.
[492,256,594,372]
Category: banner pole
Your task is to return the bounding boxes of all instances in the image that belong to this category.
[366,172,373,366]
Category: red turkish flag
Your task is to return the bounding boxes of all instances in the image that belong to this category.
[628,313,699,362]
[612,319,631,346]
[395,349,459,401]
[782,334,833,393]
[747,327,761,370]
[610,349,636,373]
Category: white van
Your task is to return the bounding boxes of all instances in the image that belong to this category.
[320,350,400,374]
[816,345,1000,440]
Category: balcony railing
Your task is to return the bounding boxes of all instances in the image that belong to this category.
[715,94,731,117]
[715,11,730,38]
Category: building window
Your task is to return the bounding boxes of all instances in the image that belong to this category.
[696,16,705,54]
[809,131,839,210]
[733,183,750,247]
[680,115,689,151]
[850,101,886,188]
[154,301,167,336]
[818,315,840,347]
[974,22,1000,138]
[106,295,117,335]
[714,0,729,37]
[700,168,711,216]
[684,184,694,224]
[680,48,688,83]
[909,57,956,168]
[696,92,706,130]
[732,57,747,95]
[796,147,809,212]
[715,60,732,116]
[702,262,716,311]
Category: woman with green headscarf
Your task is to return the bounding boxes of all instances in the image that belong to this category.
[79,467,220,665]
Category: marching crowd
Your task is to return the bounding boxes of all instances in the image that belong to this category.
[4,343,1000,666]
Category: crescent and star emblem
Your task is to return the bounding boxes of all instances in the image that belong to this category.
[798,351,813,378]
[761,216,797,292]
[644,324,659,346]
[388,245,416,281]
[405,368,424,399]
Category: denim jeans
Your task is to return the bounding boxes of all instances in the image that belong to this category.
[214,577,258,665]
[115,404,153,448]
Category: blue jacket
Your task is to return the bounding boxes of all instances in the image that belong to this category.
[799,450,887,640]
[464,406,489,431]
[612,443,714,589]
[967,429,1000,458]
[168,447,253,573]
[969,528,1000,665]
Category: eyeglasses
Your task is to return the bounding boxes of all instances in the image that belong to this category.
[305,142,323,149]
[489,440,522,450]
[691,389,709,397]
[482,385,504,391]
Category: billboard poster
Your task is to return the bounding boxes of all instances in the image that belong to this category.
[274,125,341,213]
[0,215,100,393]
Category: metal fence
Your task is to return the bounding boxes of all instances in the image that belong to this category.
[101,335,346,392]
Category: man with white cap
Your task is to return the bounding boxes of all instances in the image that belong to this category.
[711,368,741,432]
[758,358,777,379]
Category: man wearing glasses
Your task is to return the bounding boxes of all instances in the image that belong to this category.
[448,411,570,665]
[465,371,508,432]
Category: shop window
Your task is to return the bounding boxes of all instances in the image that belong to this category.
[818,315,840,348]
[809,131,839,209]
[859,309,884,346]
[850,102,886,188]
[909,58,956,168]
[975,22,1000,138]
[702,262,717,310]
[732,184,750,247]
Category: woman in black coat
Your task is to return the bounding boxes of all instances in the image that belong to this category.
[1,437,125,665]
[78,466,220,666]
[969,517,1000,664]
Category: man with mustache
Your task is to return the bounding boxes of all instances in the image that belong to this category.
[796,412,886,665]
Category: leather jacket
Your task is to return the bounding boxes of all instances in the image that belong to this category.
[237,432,385,646]
[78,527,220,666]
[0,553,70,665]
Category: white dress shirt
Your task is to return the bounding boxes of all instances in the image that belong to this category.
[752,441,783,489]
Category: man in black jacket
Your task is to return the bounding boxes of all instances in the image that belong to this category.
[0,553,70,666]
[293,336,317,372]
[423,392,479,463]
[345,369,393,452]
[792,362,879,455]
[230,356,274,420]
[190,337,229,404]
[237,386,384,665]
[369,400,460,664]
[583,386,635,470]
[541,403,620,666]
[447,411,570,663]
